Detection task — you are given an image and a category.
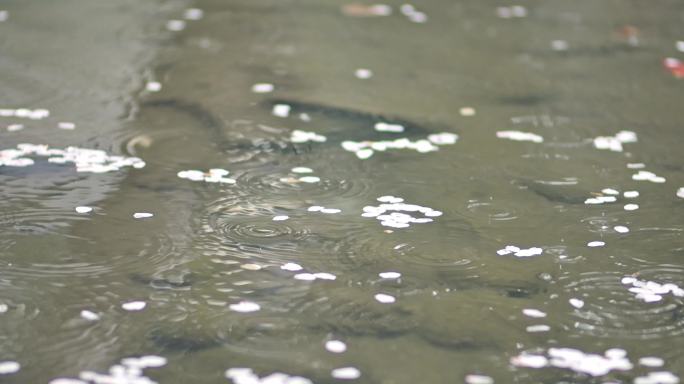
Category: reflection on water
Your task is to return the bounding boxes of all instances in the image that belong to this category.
[1,0,684,382]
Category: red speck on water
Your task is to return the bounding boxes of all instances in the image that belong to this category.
[663,58,684,78]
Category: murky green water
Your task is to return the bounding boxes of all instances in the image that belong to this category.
[1,0,684,383]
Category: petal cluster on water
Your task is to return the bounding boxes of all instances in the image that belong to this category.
[621,276,684,303]
[341,132,457,159]
[496,245,543,257]
[0,144,145,172]
[49,355,166,384]
[225,368,312,384]
[511,348,633,377]
[178,168,235,184]
[361,196,441,228]
[593,130,638,152]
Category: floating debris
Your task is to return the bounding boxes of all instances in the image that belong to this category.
[80,310,100,321]
[628,163,646,169]
[51,355,166,384]
[75,206,93,214]
[587,241,605,248]
[551,40,569,51]
[624,204,639,211]
[639,357,665,368]
[133,212,154,219]
[465,374,494,384]
[460,107,476,117]
[511,348,633,377]
[272,215,289,221]
[251,83,274,93]
[331,367,361,380]
[634,371,680,384]
[7,124,24,132]
[522,309,547,318]
[0,10,7,22]
[0,144,145,172]
[624,190,640,198]
[355,68,373,79]
[145,81,162,92]
[291,167,313,174]
[0,107,49,120]
[633,170,666,183]
[614,225,630,233]
[622,276,684,303]
[496,245,543,257]
[342,133,457,159]
[399,4,427,23]
[229,301,260,313]
[177,168,235,184]
[379,271,401,279]
[272,104,291,118]
[593,131,638,152]
[678,187,684,198]
[569,298,584,309]
[58,122,76,130]
[166,19,186,31]
[496,5,527,18]
[290,130,326,143]
[341,3,392,17]
[183,8,204,20]
[496,131,543,143]
[361,196,441,229]
[663,57,684,78]
[280,263,303,272]
[374,293,396,303]
[584,195,617,205]
[293,272,336,282]
[325,340,347,353]
[0,361,20,375]
[121,301,146,311]
[298,176,320,183]
[307,206,341,214]
[678,41,684,52]
[226,368,313,384]
[374,122,404,133]
[526,325,550,333]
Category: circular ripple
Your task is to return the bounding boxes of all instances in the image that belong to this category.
[560,270,684,339]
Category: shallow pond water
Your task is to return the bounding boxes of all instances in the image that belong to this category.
[1,0,684,383]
